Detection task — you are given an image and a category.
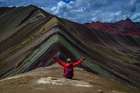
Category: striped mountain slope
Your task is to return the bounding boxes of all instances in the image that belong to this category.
[0,5,140,88]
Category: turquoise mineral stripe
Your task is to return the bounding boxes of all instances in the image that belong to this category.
[2,34,59,77]
[5,34,111,78]
[83,58,111,77]
[14,34,59,74]
[58,35,80,59]
[15,34,82,74]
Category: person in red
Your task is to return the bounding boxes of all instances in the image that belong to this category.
[53,56,85,79]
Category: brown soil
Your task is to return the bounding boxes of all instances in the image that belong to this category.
[0,64,139,93]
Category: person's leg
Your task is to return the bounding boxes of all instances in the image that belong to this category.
[66,76,73,79]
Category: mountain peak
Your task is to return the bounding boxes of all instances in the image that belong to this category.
[125,18,132,22]
[25,5,52,17]
[118,18,133,24]
[27,4,38,9]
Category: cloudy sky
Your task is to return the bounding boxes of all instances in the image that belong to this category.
[0,0,140,23]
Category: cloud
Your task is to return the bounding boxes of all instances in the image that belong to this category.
[48,0,140,23]
[0,0,140,23]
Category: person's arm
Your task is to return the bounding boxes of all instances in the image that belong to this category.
[73,60,82,67]
[53,57,65,67]
[73,56,86,67]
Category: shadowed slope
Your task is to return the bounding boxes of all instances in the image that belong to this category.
[0,5,140,88]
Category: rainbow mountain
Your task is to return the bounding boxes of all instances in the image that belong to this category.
[0,5,140,88]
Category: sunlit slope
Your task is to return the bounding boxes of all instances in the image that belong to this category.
[0,5,140,87]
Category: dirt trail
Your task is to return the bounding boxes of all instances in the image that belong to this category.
[0,64,139,93]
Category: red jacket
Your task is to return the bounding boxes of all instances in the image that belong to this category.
[54,58,82,78]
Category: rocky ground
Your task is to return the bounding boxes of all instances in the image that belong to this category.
[0,64,139,93]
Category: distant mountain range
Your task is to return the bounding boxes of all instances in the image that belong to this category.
[0,5,140,88]
[85,18,140,36]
